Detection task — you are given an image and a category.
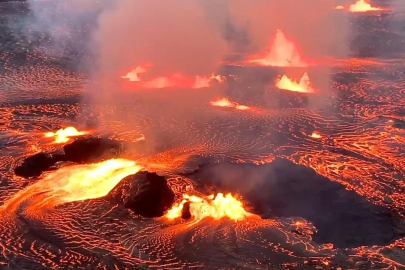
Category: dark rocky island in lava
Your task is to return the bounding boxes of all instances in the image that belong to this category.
[1,0,405,269]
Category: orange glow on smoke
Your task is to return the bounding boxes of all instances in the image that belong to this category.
[249,30,311,67]
[275,73,317,93]
[210,98,251,111]
[44,126,89,144]
[334,5,345,10]
[349,0,385,12]
[140,73,225,89]
[166,193,252,221]
[122,65,225,89]
[121,66,147,82]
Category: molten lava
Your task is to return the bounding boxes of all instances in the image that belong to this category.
[334,5,345,10]
[349,0,385,12]
[121,66,147,82]
[166,193,252,221]
[210,98,251,111]
[249,30,311,67]
[44,126,88,144]
[310,132,322,139]
[3,159,143,211]
[275,73,317,93]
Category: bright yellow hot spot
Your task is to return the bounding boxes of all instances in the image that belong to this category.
[349,0,385,12]
[44,126,88,144]
[166,193,251,222]
[310,132,322,139]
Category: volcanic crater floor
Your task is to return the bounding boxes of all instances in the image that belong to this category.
[1,1,405,269]
[186,158,405,248]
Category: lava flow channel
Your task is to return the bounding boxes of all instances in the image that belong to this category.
[44,126,89,144]
[248,29,313,67]
[165,193,253,221]
[275,73,317,93]
[210,98,251,111]
[2,159,143,212]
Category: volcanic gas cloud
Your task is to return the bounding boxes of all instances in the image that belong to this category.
[249,30,312,67]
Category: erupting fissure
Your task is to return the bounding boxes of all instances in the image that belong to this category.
[275,73,317,93]
[249,30,311,67]
[44,126,89,144]
[165,193,252,221]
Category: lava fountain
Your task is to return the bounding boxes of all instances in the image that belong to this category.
[210,98,251,111]
[349,0,385,12]
[165,193,252,221]
[249,30,311,67]
[275,73,317,93]
[310,132,322,139]
[2,159,143,212]
[44,126,89,144]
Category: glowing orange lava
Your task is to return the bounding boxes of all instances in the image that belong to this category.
[210,98,251,111]
[310,132,322,139]
[249,30,311,67]
[166,193,252,221]
[44,126,89,144]
[349,0,385,12]
[334,5,345,10]
[275,73,317,93]
[2,159,143,211]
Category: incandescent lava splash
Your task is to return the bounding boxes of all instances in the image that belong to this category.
[44,126,89,144]
[310,132,322,139]
[275,73,317,93]
[249,30,311,67]
[166,193,252,221]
